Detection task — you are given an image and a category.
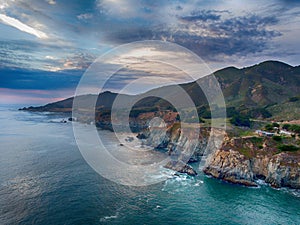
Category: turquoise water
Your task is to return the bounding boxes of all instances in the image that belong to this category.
[1,106,300,225]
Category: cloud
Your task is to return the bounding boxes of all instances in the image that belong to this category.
[97,0,140,18]
[46,0,56,5]
[103,12,282,61]
[180,10,222,22]
[0,0,299,74]
[60,52,96,70]
[0,13,48,39]
[77,13,93,20]
[0,39,97,70]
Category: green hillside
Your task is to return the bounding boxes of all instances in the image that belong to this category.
[21,61,300,120]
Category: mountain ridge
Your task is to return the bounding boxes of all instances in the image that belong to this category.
[21,60,300,120]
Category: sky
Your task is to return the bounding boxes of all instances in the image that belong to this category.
[0,0,300,104]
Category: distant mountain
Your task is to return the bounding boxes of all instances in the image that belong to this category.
[21,60,300,120]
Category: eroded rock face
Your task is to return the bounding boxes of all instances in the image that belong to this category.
[139,125,211,176]
[140,124,300,188]
[203,137,300,189]
[141,125,211,162]
[203,149,257,187]
[264,153,300,188]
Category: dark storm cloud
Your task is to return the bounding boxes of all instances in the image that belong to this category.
[103,12,282,61]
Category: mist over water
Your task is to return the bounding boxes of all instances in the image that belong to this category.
[0,106,300,224]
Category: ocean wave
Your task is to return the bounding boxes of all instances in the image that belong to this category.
[99,212,119,222]
[162,173,203,193]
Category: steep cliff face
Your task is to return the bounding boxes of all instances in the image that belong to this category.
[139,123,212,175]
[142,123,211,162]
[203,149,257,187]
[204,137,300,188]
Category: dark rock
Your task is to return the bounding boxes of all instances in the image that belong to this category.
[164,160,197,176]
[188,157,198,163]
[136,133,148,139]
[125,137,134,142]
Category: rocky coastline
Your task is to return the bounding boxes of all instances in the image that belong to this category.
[203,137,300,188]
[20,107,300,189]
[138,124,300,189]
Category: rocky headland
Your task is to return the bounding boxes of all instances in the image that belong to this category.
[203,136,300,188]
[138,123,300,189]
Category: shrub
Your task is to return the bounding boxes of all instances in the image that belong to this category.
[226,107,238,117]
[282,124,291,130]
[272,136,282,142]
[265,124,274,131]
[278,144,299,152]
[289,97,299,102]
[250,137,263,144]
[230,114,251,127]
[290,124,300,134]
[248,108,272,119]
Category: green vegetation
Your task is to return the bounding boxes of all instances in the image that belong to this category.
[226,107,239,117]
[265,123,274,131]
[239,148,252,159]
[282,124,291,130]
[282,124,300,134]
[289,97,299,102]
[230,114,251,127]
[278,144,299,152]
[197,106,211,119]
[184,117,205,123]
[249,137,263,145]
[290,125,300,134]
[248,108,272,119]
[239,130,254,137]
[272,136,282,142]
[22,61,300,125]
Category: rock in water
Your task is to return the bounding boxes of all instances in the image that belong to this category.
[164,160,197,176]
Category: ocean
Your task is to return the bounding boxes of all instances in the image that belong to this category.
[1,106,300,225]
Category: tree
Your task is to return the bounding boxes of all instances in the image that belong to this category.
[230,114,251,127]
[282,124,291,130]
[290,124,300,134]
[265,124,274,131]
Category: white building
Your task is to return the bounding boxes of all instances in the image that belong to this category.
[255,130,275,137]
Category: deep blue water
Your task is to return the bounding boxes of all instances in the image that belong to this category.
[1,106,300,225]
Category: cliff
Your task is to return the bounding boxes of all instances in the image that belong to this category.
[138,123,214,176]
[141,123,300,189]
[203,136,300,188]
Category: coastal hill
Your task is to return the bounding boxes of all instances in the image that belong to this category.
[20,60,300,189]
[21,60,300,121]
